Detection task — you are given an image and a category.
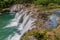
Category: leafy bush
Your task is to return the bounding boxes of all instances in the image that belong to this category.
[0,0,34,8]
[0,0,60,8]
[34,0,49,5]
[34,0,60,5]
[20,0,33,3]
[33,32,47,40]
[54,0,60,4]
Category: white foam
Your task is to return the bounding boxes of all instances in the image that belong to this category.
[5,9,36,40]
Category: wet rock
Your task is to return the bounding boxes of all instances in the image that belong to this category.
[10,4,25,13]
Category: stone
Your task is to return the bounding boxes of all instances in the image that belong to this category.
[10,4,25,12]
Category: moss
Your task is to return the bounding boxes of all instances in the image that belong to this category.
[21,29,48,40]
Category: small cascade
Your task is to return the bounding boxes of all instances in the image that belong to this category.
[3,7,36,40]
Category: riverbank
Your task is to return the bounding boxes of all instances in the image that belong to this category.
[0,8,10,13]
[1,3,60,13]
[21,24,60,40]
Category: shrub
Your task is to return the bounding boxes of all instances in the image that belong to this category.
[34,0,51,5]
[33,0,60,5]
[33,32,47,40]
[0,0,60,8]
[0,0,34,8]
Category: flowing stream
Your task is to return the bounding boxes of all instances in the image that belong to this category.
[0,8,36,40]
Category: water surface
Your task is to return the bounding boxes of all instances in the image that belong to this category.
[0,12,16,40]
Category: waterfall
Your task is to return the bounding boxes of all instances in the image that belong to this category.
[3,8,36,40]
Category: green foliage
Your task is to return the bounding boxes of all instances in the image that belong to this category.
[19,0,33,3]
[34,0,60,5]
[34,0,49,5]
[33,32,47,40]
[0,0,60,8]
[0,0,34,8]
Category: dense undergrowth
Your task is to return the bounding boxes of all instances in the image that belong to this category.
[0,0,60,13]
[22,26,60,40]
[1,0,60,8]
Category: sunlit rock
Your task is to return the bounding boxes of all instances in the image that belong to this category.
[56,17,60,24]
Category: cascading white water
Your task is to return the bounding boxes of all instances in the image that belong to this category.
[4,8,36,40]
